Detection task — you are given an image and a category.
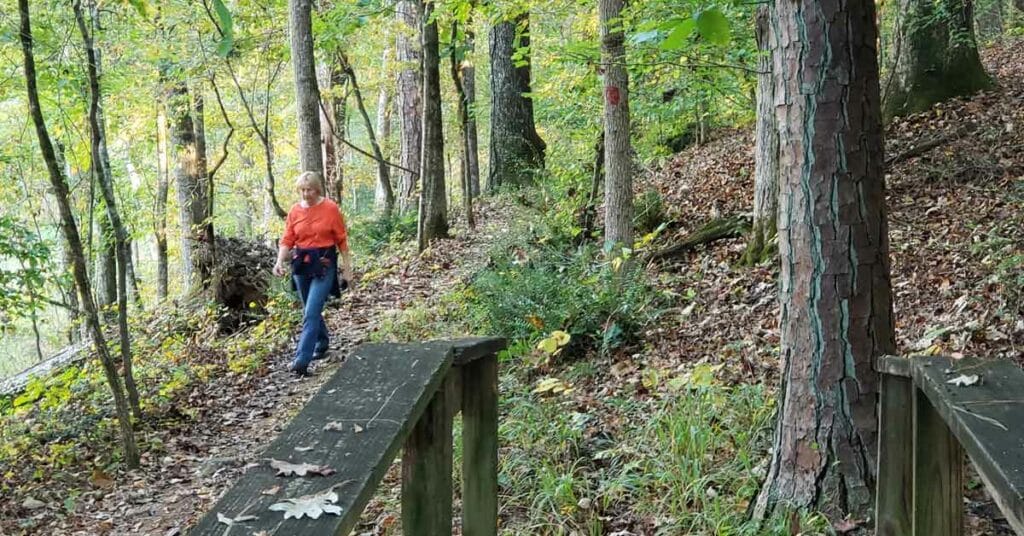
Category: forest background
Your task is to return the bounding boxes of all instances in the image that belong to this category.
[2,0,1024,533]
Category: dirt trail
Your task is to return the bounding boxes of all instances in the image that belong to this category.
[9,203,512,536]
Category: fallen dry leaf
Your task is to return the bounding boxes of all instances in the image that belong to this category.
[216,512,258,526]
[947,374,980,387]
[269,459,336,477]
[268,489,342,519]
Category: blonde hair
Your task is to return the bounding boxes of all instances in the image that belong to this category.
[295,171,324,195]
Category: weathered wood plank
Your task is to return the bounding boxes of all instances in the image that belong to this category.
[189,342,454,535]
[451,337,507,366]
[913,385,964,536]
[875,373,913,536]
[461,353,499,536]
[910,356,1024,534]
[402,374,455,535]
[877,354,912,378]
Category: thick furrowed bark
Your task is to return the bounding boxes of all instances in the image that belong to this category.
[755,0,895,521]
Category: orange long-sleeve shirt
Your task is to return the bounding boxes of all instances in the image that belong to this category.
[281,199,349,252]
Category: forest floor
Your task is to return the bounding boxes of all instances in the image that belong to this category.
[0,202,522,535]
[3,40,1024,536]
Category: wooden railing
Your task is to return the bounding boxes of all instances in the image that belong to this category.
[189,337,506,535]
[876,355,1024,535]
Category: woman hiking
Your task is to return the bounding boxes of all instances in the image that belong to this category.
[272,171,354,376]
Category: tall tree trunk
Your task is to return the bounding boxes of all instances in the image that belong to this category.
[320,61,344,200]
[191,88,214,286]
[396,0,422,214]
[753,0,896,519]
[462,26,481,197]
[340,53,395,217]
[884,0,991,120]
[329,64,348,201]
[74,0,143,419]
[290,0,324,174]
[155,98,170,300]
[488,13,546,190]
[19,0,139,468]
[417,0,448,251]
[975,0,1005,41]
[743,5,779,266]
[451,22,474,229]
[167,82,204,293]
[600,0,633,250]
[375,46,395,215]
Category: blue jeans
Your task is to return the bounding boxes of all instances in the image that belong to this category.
[292,267,333,369]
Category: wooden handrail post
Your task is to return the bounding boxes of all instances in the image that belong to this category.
[913,386,963,536]
[876,373,913,535]
[403,374,455,535]
[461,352,499,536]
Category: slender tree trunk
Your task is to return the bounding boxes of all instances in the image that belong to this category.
[155,99,170,300]
[753,0,896,519]
[462,27,481,197]
[341,53,395,217]
[375,46,395,215]
[600,0,633,251]
[451,22,474,229]
[488,13,546,190]
[743,5,779,266]
[19,0,139,468]
[96,205,116,310]
[74,0,142,419]
[289,0,324,174]
[417,0,448,251]
[396,0,422,214]
[884,0,991,120]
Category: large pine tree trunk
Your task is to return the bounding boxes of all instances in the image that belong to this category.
[396,0,422,214]
[417,0,448,251]
[488,14,546,191]
[884,0,991,120]
[743,5,779,265]
[600,0,633,250]
[155,100,170,300]
[289,0,324,174]
[754,0,896,519]
[19,0,139,468]
[74,0,142,419]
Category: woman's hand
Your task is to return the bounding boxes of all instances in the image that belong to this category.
[273,261,287,277]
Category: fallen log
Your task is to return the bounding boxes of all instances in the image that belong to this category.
[648,215,750,261]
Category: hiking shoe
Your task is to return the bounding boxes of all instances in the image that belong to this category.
[288,361,311,377]
[312,349,329,361]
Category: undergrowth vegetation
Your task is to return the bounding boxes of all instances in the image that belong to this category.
[367,188,821,534]
[0,283,301,494]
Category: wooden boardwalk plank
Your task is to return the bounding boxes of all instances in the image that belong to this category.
[910,356,1024,534]
[190,342,454,536]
